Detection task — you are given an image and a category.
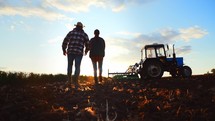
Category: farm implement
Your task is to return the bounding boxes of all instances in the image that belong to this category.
[108,43,192,79]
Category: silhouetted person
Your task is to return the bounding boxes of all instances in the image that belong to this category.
[62,22,89,89]
[89,29,105,84]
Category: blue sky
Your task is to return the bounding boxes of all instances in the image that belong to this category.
[0,0,214,76]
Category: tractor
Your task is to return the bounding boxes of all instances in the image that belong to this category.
[136,43,192,79]
[108,43,192,79]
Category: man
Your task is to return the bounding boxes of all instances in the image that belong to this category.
[62,22,89,88]
[88,29,105,85]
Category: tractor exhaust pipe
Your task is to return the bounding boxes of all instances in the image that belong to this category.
[173,44,176,59]
[173,44,177,65]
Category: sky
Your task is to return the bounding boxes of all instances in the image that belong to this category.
[0,0,215,77]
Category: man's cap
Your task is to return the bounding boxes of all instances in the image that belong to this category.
[74,22,84,27]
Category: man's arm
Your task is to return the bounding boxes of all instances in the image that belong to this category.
[84,34,90,55]
[62,47,67,56]
[102,38,105,50]
[62,34,70,56]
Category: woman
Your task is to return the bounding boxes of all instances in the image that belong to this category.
[89,29,105,84]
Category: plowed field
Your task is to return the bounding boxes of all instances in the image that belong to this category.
[0,75,215,121]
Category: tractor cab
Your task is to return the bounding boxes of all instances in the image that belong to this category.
[144,43,167,59]
[143,44,169,68]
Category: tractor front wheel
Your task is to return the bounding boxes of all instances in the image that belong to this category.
[181,66,192,78]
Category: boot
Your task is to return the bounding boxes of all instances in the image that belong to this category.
[67,75,72,86]
[73,76,79,89]
[94,76,98,85]
[99,75,102,83]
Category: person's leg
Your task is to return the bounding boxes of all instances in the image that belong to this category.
[91,59,98,84]
[67,53,75,82]
[74,54,83,85]
[98,58,103,82]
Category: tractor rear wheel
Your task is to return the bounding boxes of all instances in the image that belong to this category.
[181,66,192,78]
[145,60,164,79]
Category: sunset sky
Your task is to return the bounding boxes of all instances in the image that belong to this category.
[0,0,215,76]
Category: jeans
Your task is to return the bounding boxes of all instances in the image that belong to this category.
[67,53,83,82]
[91,57,103,83]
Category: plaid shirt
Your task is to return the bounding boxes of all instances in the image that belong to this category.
[62,28,89,55]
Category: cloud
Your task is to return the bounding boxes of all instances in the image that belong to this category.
[48,36,64,45]
[42,0,129,12]
[40,36,63,47]
[179,26,208,41]
[105,36,143,66]
[10,25,15,30]
[134,28,179,47]
[176,45,192,55]
[0,6,73,21]
[117,31,141,37]
[0,0,73,21]
[42,0,93,13]
[110,26,207,59]
[0,0,156,20]
[65,23,74,30]
[46,0,124,13]
[0,0,157,23]
[103,0,156,12]
[8,20,32,31]
[135,26,207,45]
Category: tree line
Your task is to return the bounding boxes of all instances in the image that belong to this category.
[0,70,95,84]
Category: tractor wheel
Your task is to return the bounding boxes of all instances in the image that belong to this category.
[145,60,164,79]
[181,66,192,78]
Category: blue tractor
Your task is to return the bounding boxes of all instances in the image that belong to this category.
[137,43,192,79]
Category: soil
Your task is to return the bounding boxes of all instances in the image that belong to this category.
[0,75,215,121]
